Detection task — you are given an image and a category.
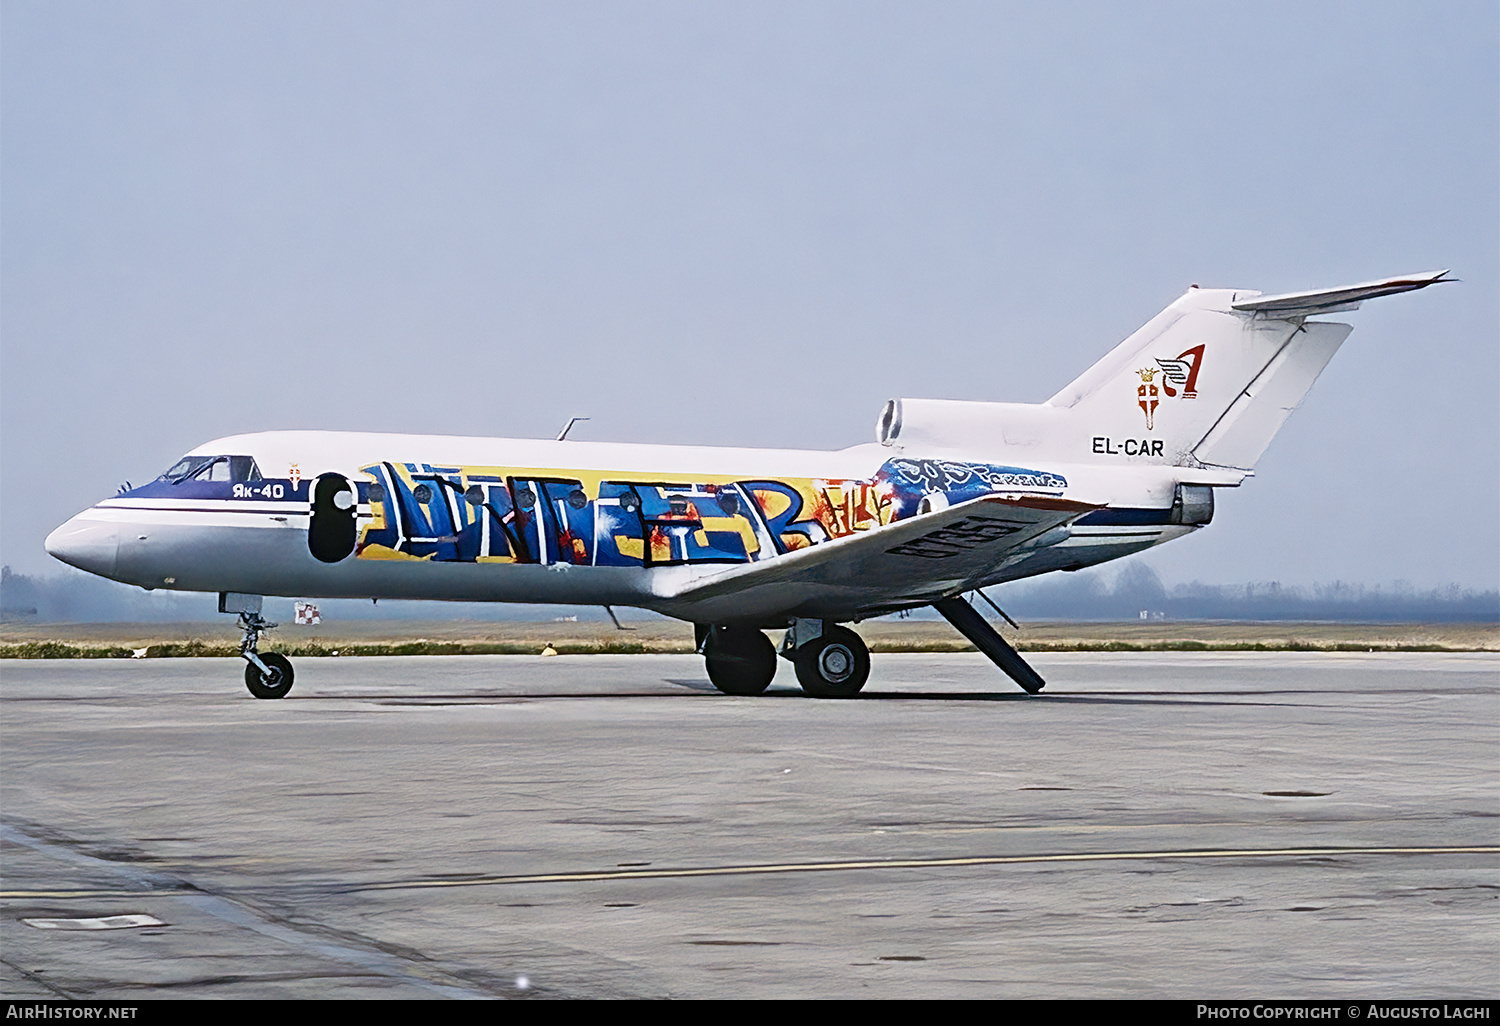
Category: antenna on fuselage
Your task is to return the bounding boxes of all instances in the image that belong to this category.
[557,417,590,441]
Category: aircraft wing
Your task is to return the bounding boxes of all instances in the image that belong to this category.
[1230,270,1451,318]
[653,493,1097,625]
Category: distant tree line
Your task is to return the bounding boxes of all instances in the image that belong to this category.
[0,566,627,624]
[2,563,1496,624]
[995,562,1499,622]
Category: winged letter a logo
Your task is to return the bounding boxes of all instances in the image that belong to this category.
[1155,344,1205,399]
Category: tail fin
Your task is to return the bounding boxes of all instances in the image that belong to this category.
[1044,271,1450,470]
[878,272,1449,472]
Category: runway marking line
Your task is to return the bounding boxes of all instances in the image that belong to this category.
[344,845,1500,893]
[0,890,194,899]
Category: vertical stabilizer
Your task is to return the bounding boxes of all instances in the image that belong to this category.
[1189,320,1352,469]
[1045,287,1327,469]
[1042,273,1448,470]
[878,272,1446,472]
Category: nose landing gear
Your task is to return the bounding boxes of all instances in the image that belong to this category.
[237,609,294,699]
[220,593,294,699]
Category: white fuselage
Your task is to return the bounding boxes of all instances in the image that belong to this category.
[44,429,1219,625]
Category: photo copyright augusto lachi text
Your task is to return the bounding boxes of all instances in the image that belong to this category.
[1198,1007,1492,1021]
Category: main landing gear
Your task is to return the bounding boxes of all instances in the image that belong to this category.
[785,619,871,698]
[696,620,872,698]
[696,598,1046,699]
[698,625,777,695]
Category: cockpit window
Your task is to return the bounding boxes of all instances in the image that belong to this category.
[162,455,214,482]
[230,456,262,482]
[162,455,263,484]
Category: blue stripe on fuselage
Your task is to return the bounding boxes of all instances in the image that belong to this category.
[1074,507,1173,526]
[120,479,309,502]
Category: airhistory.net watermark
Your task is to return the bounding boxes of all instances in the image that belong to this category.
[5,1009,137,1020]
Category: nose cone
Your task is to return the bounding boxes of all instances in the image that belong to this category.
[45,516,120,580]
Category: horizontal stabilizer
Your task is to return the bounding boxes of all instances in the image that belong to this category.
[1231,270,1451,319]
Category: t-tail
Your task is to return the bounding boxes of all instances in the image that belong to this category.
[877,270,1451,471]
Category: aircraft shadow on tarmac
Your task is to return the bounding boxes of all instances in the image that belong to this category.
[293,683,1347,708]
[669,681,1307,706]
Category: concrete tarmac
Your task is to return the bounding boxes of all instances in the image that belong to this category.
[1,652,1496,999]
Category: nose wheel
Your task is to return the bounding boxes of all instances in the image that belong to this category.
[238,611,294,699]
[245,652,295,700]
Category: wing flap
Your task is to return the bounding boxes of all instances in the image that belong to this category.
[653,493,1096,624]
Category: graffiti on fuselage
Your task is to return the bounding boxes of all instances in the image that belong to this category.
[353,459,1066,567]
[884,459,1068,495]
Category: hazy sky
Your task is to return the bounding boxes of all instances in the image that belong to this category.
[3,1,1496,589]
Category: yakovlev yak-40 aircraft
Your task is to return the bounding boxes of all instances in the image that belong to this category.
[47,271,1449,699]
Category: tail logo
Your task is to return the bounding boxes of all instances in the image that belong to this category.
[1136,344,1207,428]
[1136,368,1159,429]
[1156,344,1205,399]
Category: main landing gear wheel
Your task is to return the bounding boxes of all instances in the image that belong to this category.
[245,652,294,700]
[795,625,870,698]
[704,627,777,696]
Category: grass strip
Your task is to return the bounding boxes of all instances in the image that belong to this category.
[0,639,1484,659]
